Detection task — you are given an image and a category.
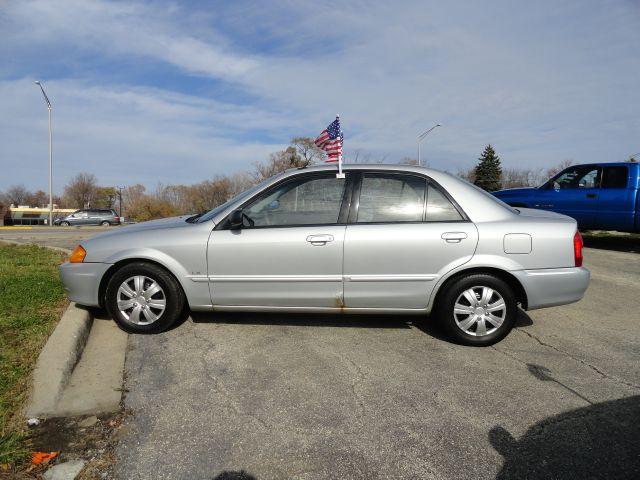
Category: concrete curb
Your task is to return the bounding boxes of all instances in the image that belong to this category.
[26,303,94,418]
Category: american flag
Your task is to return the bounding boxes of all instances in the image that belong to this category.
[314,117,343,163]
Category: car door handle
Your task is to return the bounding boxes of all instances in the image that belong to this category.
[441,232,468,243]
[306,234,334,245]
[586,193,597,199]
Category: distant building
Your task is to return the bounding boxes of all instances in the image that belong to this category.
[0,204,7,226]
[4,205,76,226]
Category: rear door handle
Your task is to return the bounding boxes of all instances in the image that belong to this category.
[306,234,334,246]
[586,193,597,199]
[441,232,468,243]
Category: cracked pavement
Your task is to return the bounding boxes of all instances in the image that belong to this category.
[114,247,640,480]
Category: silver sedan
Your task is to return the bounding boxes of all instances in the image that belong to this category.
[60,165,590,346]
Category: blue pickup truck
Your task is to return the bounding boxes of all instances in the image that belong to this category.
[493,162,640,232]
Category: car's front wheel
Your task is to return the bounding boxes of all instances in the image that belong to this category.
[436,273,517,346]
[105,262,185,333]
[60,221,70,226]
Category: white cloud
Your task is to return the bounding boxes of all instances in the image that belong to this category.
[0,78,288,191]
[1,0,640,191]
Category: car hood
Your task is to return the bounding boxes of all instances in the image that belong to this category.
[89,215,200,239]
[493,187,537,197]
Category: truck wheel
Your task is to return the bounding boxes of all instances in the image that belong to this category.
[105,262,185,333]
[437,274,517,346]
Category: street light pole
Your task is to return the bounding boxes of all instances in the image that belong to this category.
[417,123,441,167]
[35,81,53,227]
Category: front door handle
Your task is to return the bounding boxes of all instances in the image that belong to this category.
[586,193,597,199]
[306,234,334,246]
[441,232,468,243]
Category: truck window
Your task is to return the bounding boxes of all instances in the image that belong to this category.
[601,166,628,189]
[552,166,601,189]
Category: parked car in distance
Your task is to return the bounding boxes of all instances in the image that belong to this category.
[54,209,121,227]
[493,162,640,232]
[60,165,590,346]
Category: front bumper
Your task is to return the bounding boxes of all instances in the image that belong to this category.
[513,266,590,310]
[59,262,112,307]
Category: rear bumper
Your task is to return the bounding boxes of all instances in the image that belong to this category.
[59,262,112,307]
[513,267,590,310]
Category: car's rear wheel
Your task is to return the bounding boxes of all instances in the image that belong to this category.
[436,273,517,346]
[105,262,185,333]
[100,221,110,226]
[60,221,70,226]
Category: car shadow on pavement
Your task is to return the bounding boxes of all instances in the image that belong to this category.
[191,310,413,329]
[489,394,640,479]
[212,471,257,480]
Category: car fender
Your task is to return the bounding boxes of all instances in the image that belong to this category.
[426,254,528,313]
[100,247,191,293]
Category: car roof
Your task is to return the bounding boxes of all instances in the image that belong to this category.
[209,163,516,224]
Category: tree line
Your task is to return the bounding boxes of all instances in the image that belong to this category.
[2,140,623,221]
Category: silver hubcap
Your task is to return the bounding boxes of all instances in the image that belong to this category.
[117,276,166,325]
[453,286,506,337]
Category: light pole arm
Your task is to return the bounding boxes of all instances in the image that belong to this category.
[417,123,441,166]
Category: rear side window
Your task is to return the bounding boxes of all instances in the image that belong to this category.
[356,174,426,223]
[601,166,628,188]
[426,185,464,221]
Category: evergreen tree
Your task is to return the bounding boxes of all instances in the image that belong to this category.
[474,144,503,191]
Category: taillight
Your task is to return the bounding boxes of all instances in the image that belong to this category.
[114,216,120,222]
[573,231,583,267]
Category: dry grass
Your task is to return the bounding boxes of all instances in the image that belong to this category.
[0,244,67,467]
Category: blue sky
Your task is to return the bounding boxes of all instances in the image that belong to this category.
[1,0,639,192]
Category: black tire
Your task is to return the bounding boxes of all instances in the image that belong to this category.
[105,262,186,333]
[436,273,517,346]
[100,221,110,226]
[60,221,70,226]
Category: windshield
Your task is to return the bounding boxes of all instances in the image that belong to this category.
[196,175,279,223]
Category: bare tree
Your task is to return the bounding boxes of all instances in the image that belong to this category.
[63,173,98,208]
[397,157,419,166]
[2,184,30,206]
[501,168,546,189]
[291,137,326,165]
[27,189,49,207]
[457,167,476,183]
[545,159,573,178]
[253,146,309,181]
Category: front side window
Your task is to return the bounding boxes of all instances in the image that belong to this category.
[242,175,346,227]
[357,174,426,223]
[601,166,628,189]
[552,167,601,189]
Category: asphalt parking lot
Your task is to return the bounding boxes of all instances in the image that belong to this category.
[1,227,639,479]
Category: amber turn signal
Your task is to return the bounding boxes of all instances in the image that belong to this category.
[69,245,87,263]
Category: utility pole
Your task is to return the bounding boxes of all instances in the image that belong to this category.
[116,186,124,217]
[35,81,53,226]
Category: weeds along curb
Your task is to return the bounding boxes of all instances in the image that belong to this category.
[25,303,94,418]
[0,240,94,418]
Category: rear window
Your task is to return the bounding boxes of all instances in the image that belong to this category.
[601,166,628,189]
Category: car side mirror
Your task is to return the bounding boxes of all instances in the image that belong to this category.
[229,209,244,229]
